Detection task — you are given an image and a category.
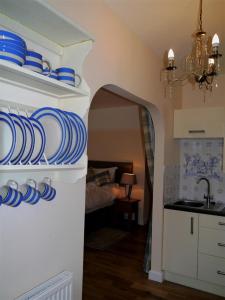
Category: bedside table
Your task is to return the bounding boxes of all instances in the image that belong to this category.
[113,197,140,230]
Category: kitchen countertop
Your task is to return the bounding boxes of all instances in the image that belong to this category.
[164,202,225,217]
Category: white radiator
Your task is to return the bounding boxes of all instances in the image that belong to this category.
[15,271,73,300]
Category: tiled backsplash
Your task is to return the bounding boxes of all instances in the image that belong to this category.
[164,139,225,203]
[164,165,180,203]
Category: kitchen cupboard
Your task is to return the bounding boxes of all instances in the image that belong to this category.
[163,209,198,278]
[174,107,225,138]
[198,214,225,287]
[163,209,225,297]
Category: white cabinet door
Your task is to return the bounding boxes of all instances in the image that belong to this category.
[174,107,225,138]
[163,209,198,278]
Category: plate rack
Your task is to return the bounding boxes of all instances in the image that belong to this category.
[0,0,93,185]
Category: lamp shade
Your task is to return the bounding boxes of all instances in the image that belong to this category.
[120,173,137,185]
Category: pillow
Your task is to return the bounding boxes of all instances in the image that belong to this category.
[93,170,112,186]
[86,168,95,183]
[92,167,118,182]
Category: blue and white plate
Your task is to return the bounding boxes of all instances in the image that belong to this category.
[56,109,72,164]
[0,111,16,164]
[67,112,87,164]
[20,116,35,165]
[63,111,80,164]
[31,107,66,164]
[9,113,26,165]
[29,118,46,164]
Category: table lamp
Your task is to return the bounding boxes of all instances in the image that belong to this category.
[120,173,137,199]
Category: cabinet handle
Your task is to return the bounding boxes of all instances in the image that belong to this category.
[218,222,225,226]
[188,130,205,134]
[217,242,225,247]
[190,217,194,235]
[217,270,225,276]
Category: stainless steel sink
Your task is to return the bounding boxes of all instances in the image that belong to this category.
[172,200,225,212]
[174,200,204,208]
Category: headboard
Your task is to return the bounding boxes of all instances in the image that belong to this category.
[88,160,133,184]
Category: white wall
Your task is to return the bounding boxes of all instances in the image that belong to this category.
[181,74,225,109]
[0,179,86,300]
[88,105,148,224]
[0,1,180,298]
[47,0,174,279]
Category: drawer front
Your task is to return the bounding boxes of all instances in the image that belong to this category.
[198,254,225,287]
[199,214,225,231]
[199,227,225,258]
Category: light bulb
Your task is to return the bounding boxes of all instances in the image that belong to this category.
[168,49,175,60]
[208,58,215,65]
[212,34,220,47]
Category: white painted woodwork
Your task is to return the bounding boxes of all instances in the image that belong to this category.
[0,0,92,184]
[199,227,225,258]
[0,0,93,46]
[199,214,225,231]
[0,60,88,99]
[163,209,198,278]
[174,107,225,138]
[198,254,225,287]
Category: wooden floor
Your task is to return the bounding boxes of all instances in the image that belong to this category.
[83,226,224,300]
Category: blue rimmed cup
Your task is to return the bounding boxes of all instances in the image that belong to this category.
[38,177,56,201]
[24,50,51,74]
[42,68,58,79]
[56,67,82,87]
[0,180,23,207]
[21,179,41,205]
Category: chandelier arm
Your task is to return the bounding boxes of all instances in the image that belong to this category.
[199,0,203,32]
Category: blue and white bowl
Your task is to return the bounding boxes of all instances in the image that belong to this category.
[0,30,26,67]
[0,39,27,54]
[0,30,26,47]
[0,46,26,66]
[0,41,26,55]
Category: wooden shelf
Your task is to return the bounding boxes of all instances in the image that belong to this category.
[0,60,89,99]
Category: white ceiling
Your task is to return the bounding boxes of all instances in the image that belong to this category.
[105,0,225,63]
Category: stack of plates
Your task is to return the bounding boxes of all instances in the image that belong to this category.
[0,107,87,166]
[0,30,27,66]
[31,107,87,164]
[0,111,45,165]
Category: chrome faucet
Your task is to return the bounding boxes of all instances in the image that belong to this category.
[196,177,213,208]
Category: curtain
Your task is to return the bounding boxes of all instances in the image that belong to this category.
[140,106,155,273]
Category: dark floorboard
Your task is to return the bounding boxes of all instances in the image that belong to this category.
[83,226,224,300]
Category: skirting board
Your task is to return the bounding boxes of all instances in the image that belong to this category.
[148,270,164,283]
[165,271,225,298]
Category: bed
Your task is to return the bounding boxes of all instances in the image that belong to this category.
[85,160,133,232]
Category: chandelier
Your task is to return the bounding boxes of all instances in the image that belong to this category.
[161,0,222,94]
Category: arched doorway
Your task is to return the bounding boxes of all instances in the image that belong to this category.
[84,84,165,284]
